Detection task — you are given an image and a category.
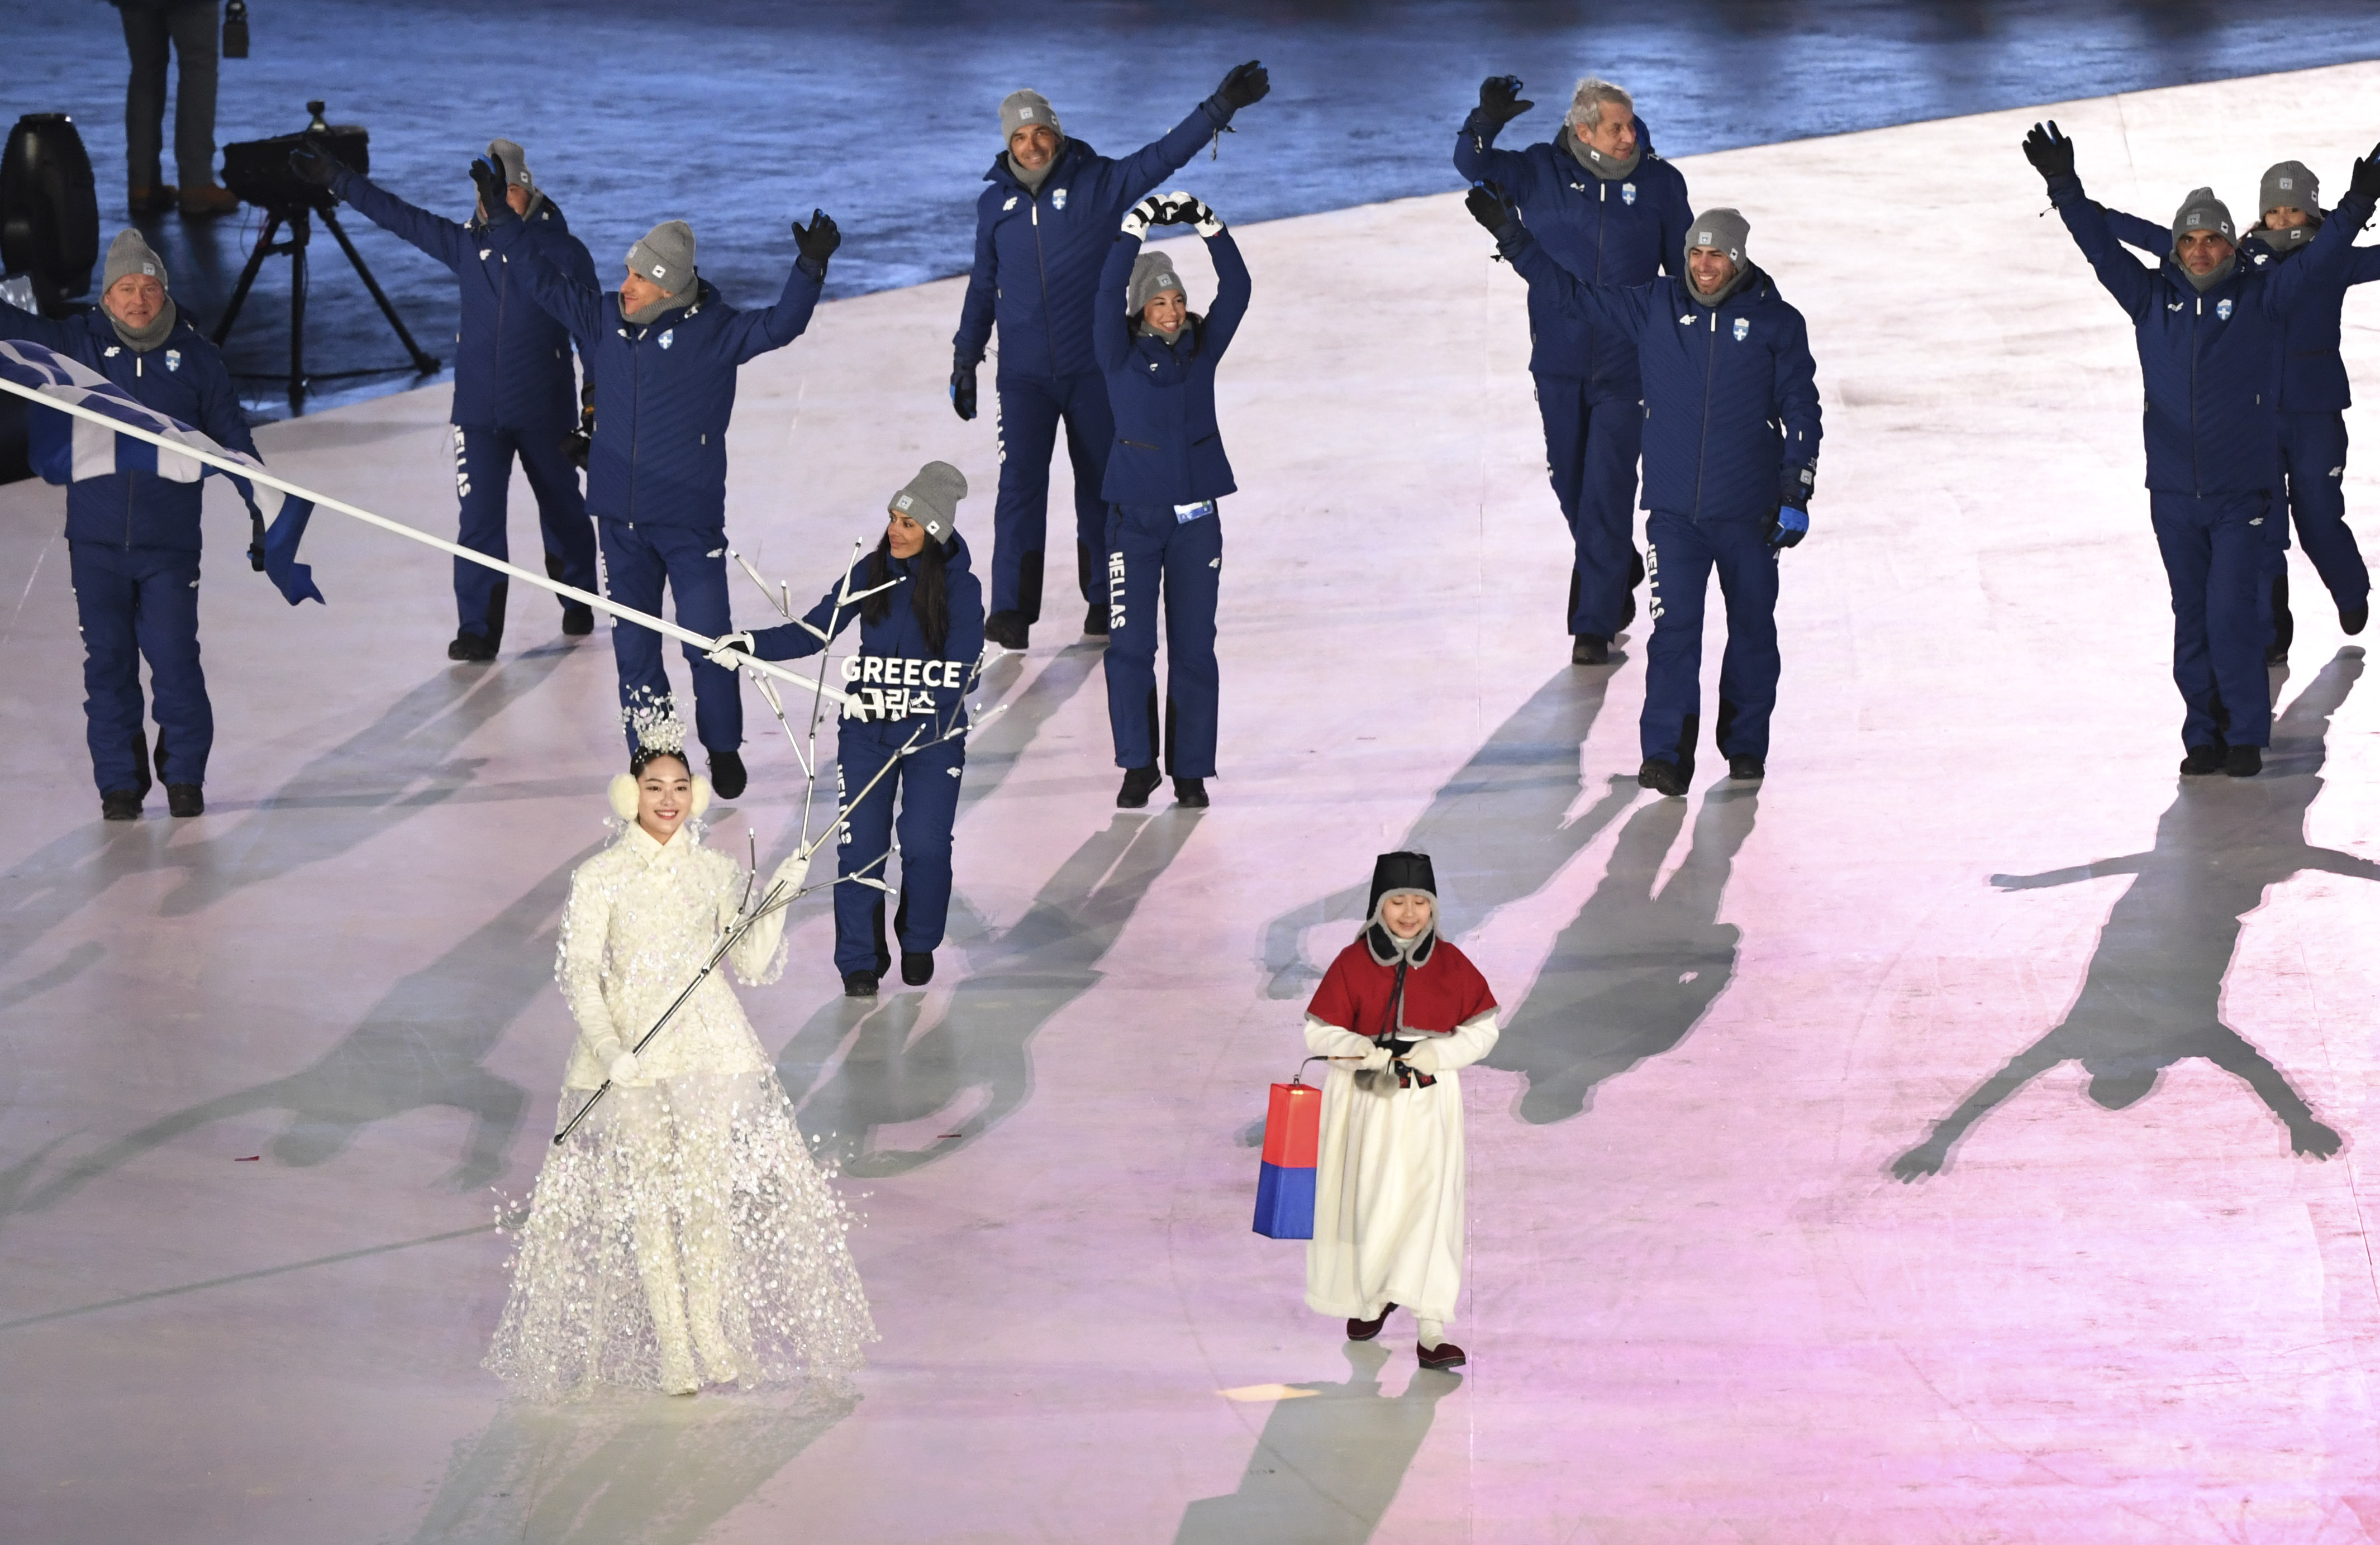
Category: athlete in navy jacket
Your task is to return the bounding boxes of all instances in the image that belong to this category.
[2025,121,2380,774]
[1455,74,1694,661]
[472,156,837,798]
[0,230,264,818]
[951,63,1268,650]
[713,462,984,996]
[1472,187,1819,795]
[1093,195,1249,809]
[295,138,599,659]
[2100,166,2380,657]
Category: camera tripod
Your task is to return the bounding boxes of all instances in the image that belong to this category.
[211,198,439,402]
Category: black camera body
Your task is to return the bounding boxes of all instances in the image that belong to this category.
[222,101,368,212]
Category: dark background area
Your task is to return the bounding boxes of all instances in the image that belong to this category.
[8,0,2380,430]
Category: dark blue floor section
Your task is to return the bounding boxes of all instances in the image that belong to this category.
[7,0,2379,421]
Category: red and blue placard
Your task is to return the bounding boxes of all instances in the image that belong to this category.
[1253,1080,1321,1239]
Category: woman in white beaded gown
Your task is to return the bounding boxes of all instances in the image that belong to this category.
[487,720,876,1398]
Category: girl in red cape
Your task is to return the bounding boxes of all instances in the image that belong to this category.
[1302,851,1500,1369]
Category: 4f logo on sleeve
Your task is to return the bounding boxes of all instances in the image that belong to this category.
[1732,317,1751,342]
[2216,299,2233,321]
[1621,183,1638,206]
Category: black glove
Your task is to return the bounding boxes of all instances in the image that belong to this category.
[792,209,840,278]
[470,155,516,225]
[287,141,345,191]
[1215,60,1269,111]
[2352,140,2380,205]
[2021,120,2073,183]
[560,381,594,471]
[1781,462,1815,508]
[1477,75,1532,128]
[950,363,977,422]
[1465,183,1522,239]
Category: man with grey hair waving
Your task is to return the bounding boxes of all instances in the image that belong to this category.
[1457,73,1694,666]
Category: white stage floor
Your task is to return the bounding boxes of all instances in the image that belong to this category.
[8,61,2380,1543]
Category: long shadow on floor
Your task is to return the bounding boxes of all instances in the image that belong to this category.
[779,809,1198,1177]
[1893,650,2371,1180]
[1488,784,1759,1124]
[0,648,576,1006]
[4,845,591,1223]
[1175,1343,1460,1544]
[1260,666,1625,999]
[407,1386,856,1545]
[955,643,1105,818]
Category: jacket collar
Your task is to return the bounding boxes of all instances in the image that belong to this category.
[982,137,1093,192]
[625,821,691,860]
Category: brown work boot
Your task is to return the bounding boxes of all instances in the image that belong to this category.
[129,184,178,216]
[179,183,240,217]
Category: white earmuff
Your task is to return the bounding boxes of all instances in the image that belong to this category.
[607,773,638,820]
[691,776,712,818]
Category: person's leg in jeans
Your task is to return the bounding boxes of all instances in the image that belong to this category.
[119,4,171,199]
[163,1,220,194]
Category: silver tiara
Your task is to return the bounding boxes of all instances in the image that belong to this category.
[622,690,688,757]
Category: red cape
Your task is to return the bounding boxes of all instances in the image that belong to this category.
[1306,936,1497,1039]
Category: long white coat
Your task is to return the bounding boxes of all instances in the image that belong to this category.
[1302,1009,1500,1324]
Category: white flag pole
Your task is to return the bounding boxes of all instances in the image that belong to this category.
[0,374,849,706]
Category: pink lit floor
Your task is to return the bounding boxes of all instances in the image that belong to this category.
[9,63,2380,1543]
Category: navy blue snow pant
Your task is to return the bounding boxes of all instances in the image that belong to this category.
[597,519,740,754]
[2151,490,2273,751]
[69,542,210,794]
[1640,512,1779,773]
[1535,373,1644,640]
[450,424,597,642]
[991,369,1115,622]
[2280,411,2367,609]
[1103,500,1222,778]
[833,728,966,976]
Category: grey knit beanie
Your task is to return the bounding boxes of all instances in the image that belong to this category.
[1127,250,1186,316]
[626,220,697,298]
[1000,89,1062,145]
[2260,160,2317,218]
[102,228,169,294]
[488,139,535,192]
[1682,208,1751,306]
[2170,187,2236,248]
[890,460,968,546]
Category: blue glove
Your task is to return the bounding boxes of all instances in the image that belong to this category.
[1769,507,1809,549]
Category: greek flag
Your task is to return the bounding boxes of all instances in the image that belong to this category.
[0,337,322,605]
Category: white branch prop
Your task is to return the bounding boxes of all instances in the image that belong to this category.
[0,374,850,707]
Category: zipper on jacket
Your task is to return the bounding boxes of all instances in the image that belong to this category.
[2190,294,2201,495]
[1691,307,1719,517]
[1030,196,1058,369]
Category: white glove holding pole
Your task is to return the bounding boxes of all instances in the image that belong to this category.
[1356,1043,1394,1071]
[1401,1041,1444,1076]
[706,631,756,669]
[1122,195,1166,239]
[769,845,812,900]
[609,1050,641,1084]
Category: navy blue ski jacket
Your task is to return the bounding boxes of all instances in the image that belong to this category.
[0,302,259,551]
[330,166,595,432]
[1500,229,1820,525]
[487,219,821,531]
[1093,230,1250,506]
[1454,114,1693,393]
[954,98,1237,383]
[2052,174,2376,493]
[2103,203,2380,414]
[750,536,987,741]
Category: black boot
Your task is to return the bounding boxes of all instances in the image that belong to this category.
[901,950,934,986]
[2226,745,2262,778]
[2345,600,2369,636]
[708,750,746,800]
[842,971,878,998]
[101,789,142,821]
[1173,776,1209,808]
[1571,634,1609,666]
[165,783,204,817]
[1638,758,1688,797]
[1117,765,1162,809]
[984,609,1030,650]
[2179,743,2227,775]
[550,554,594,635]
[1727,755,1765,781]
[447,631,497,662]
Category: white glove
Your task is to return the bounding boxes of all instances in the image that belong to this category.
[1121,195,1165,239]
[705,631,756,669]
[769,846,812,899]
[1401,1040,1444,1076]
[1356,1043,1393,1071]
[1173,194,1224,238]
[608,1049,641,1084]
